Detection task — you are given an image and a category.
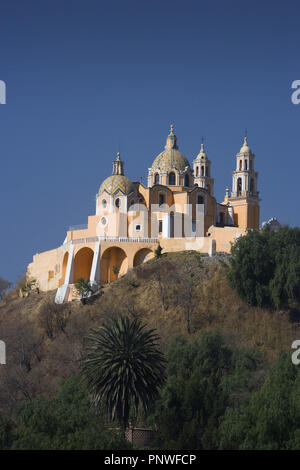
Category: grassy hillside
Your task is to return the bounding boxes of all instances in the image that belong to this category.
[0,251,298,417]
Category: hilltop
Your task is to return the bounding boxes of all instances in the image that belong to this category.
[0,251,298,417]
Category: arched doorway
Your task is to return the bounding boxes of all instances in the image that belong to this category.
[59,251,69,286]
[133,248,154,267]
[100,247,128,283]
[73,247,94,282]
[184,174,189,187]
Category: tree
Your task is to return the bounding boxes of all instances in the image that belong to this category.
[0,414,15,449]
[176,256,203,334]
[38,301,70,339]
[0,277,11,300]
[152,332,262,450]
[12,375,130,450]
[228,227,300,310]
[81,316,166,435]
[137,260,176,311]
[74,278,93,300]
[218,351,300,450]
[154,332,231,450]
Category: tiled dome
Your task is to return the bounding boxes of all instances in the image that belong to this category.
[151,125,190,172]
[98,174,135,196]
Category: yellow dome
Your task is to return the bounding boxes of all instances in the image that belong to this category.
[239,136,252,154]
[98,174,135,196]
[195,143,207,160]
[152,148,190,172]
[151,125,190,172]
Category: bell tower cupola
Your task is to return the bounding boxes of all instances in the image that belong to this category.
[227,135,260,229]
[193,140,214,196]
[112,152,124,176]
[231,136,258,199]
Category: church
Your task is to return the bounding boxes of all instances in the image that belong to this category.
[27,125,260,303]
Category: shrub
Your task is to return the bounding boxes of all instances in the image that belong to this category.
[74,279,93,299]
[228,227,300,310]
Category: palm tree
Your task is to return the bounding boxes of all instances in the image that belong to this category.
[81,316,166,435]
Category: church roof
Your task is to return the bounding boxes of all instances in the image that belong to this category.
[98,174,135,196]
[98,152,135,196]
[151,125,191,173]
[194,142,208,160]
[239,136,252,154]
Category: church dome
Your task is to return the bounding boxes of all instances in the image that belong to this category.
[151,125,191,172]
[239,136,252,154]
[98,153,135,195]
[195,143,207,160]
[98,174,135,196]
[152,149,190,172]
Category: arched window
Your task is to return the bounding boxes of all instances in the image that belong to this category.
[115,198,121,208]
[197,195,204,205]
[170,212,174,238]
[245,160,248,170]
[237,178,242,196]
[250,178,254,194]
[102,199,107,208]
[201,166,205,176]
[206,166,209,177]
[239,160,242,170]
[184,174,189,187]
[159,193,165,206]
[196,166,199,177]
[154,173,159,185]
[168,172,176,185]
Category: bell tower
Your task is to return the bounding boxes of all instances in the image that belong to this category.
[227,136,260,229]
[193,141,214,196]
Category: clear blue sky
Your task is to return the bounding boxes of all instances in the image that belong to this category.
[1,0,300,283]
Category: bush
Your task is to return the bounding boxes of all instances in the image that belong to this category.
[154,245,163,259]
[228,227,300,310]
[74,278,93,298]
[12,375,131,450]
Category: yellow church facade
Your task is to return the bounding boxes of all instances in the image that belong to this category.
[27,125,260,303]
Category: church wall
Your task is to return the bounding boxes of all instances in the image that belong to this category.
[160,237,212,254]
[207,226,246,252]
[27,246,65,291]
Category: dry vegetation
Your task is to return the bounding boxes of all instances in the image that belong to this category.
[0,251,299,417]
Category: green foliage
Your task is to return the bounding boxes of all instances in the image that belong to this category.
[18,277,38,294]
[228,227,300,309]
[74,278,93,298]
[112,264,120,276]
[218,351,300,450]
[0,414,15,449]
[81,316,166,434]
[12,375,130,450]
[153,332,261,450]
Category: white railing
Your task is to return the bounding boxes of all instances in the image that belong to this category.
[66,236,158,245]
